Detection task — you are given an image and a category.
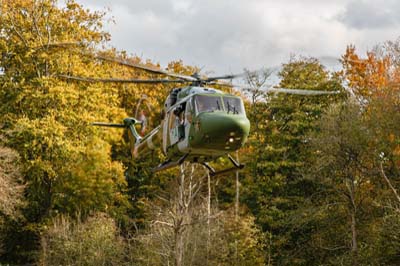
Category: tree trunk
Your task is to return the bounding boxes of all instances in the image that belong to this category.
[235,151,240,266]
[349,178,358,266]
[174,165,185,266]
[351,210,358,265]
[380,161,400,205]
[175,226,184,266]
[206,172,211,265]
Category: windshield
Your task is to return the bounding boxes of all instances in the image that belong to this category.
[223,96,245,114]
[195,95,223,113]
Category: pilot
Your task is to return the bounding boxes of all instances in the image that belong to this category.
[174,105,185,140]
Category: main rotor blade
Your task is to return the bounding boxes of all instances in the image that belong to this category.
[264,88,340,95]
[206,81,234,87]
[205,68,270,82]
[228,83,340,95]
[92,122,126,128]
[96,55,198,82]
[59,75,187,84]
[205,72,250,82]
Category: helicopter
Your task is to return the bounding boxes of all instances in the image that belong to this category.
[61,55,338,176]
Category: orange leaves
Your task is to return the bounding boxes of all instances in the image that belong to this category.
[341,45,391,98]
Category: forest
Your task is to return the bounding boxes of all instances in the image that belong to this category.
[1,0,400,265]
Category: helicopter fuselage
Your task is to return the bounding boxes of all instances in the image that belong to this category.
[158,86,250,163]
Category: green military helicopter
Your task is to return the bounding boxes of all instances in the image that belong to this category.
[61,56,337,176]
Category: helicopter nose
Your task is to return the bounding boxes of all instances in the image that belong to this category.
[194,113,250,150]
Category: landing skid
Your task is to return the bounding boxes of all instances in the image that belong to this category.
[152,154,244,176]
[152,154,189,173]
[202,154,244,177]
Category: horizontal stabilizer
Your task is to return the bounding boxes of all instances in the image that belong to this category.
[92,122,126,128]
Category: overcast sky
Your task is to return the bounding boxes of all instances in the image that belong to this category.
[77,0,400,75]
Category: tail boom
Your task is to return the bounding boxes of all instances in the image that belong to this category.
[92,117,161,159]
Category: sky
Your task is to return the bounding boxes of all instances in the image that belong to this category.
[77,0,400,75]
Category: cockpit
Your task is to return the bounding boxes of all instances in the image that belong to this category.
[194,95,245,115]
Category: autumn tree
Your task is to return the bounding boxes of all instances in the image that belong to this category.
[341,41,400,101]
[0,0,128,262]
[304,39,400,265]
[341,45,390,98]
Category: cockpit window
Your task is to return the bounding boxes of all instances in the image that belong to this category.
[195,95,223,113]
[223,97,245,114]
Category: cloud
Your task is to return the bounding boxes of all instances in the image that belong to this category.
[77,0,400,75]
[338,0,400,29]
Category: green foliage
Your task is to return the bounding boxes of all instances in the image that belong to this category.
[242,56,344,265]
[374,211,400,265]
[306,101,377,265]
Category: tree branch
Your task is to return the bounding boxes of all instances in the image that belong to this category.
[380,161,400,204]
[151,220,174,228]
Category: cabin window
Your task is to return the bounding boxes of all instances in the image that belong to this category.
[195,95,223,113]
[223,97,245,115]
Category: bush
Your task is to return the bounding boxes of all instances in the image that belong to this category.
[0,146,24,218]
[128,206,265,266]
[40,213,126,266]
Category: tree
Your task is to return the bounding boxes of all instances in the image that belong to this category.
[128,163,265,266]
[241,56,344,265]
[341,42,400,102]
[0,0,128,262]
[336,39,400,265]
[367,90,400,207]
[341,45,390,98]
[308,101,378,265]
